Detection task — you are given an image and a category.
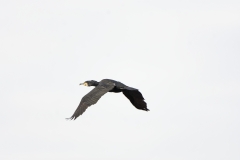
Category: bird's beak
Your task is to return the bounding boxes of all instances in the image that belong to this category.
[80,82,88,86]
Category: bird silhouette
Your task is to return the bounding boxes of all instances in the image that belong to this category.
[67,79,149,120]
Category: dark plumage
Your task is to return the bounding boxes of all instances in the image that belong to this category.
[67,79,149,120]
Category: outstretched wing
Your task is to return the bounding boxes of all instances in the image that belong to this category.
[122,89,149,111]
[67,80,115,120]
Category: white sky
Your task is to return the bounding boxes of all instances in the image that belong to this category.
[0,0,240,159]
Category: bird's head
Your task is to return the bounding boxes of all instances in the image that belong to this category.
[80,80,99,87]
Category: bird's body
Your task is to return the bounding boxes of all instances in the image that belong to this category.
[67,79,149,120]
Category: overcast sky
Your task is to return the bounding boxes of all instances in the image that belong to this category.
[0,0,240,160]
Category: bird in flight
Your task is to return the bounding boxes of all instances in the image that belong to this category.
[67,79,149,120]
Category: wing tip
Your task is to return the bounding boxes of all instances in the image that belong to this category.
[144,108,150,111]
[65,116,77,120]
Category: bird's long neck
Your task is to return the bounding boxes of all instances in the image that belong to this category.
[93,81,99,86]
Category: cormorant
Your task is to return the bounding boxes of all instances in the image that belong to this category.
[67,79,149,120]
